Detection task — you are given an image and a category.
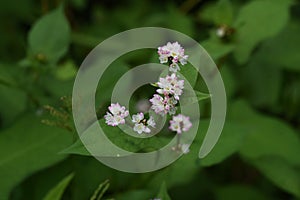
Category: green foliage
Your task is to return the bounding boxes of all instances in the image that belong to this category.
[28,6,70,64]
[228,101,300,196]
[0,115,72,200]
[60,119,170,156]
[95,60,130,104]
[59,139,89,156]
[201,38,234,60]
[55,60,77,81]
[43,173,74,200]
[255,21,300,71]
[237,56,282,108]
[250,156,300,198]
[179,63,198,87]
[233,0,292,63]
[181,89,211,105]
[200,122,246,167]
[0,84,27,126]
[201,0,234,26]
[229,101,300,166]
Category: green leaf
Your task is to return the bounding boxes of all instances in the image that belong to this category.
[199,0,234,25]
[200,122,246,167]
[0,114,72,200]
[227,101,300,197]
[239,117,300,166]
[195,90,211,101]
[59,139,89,156]
[250,156,300,198]
[43,173,74,200]
[0,64,27,126]
[233,0,292,64]
[214,0,234,25]
[256,22,300,71]
[229,100,300,166]
[219,65,236,99]
[157,182,171,200]
[0,84,27,126]
[28,6,71,64]
[55,60,77,81]
[90,179,110,200]
[237,55,282,108]
[179,63,198,88]
[201,38,234,61]
[282,79,300,120]
[166,5,195,36]
[95,60,130,103]
[181,90,211,105]
[42,76,74,98]
[60,119,170,156]
[0,64,17,87]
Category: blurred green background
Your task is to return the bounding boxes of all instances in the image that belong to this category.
[0,0,300,199]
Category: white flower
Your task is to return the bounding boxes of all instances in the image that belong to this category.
[133,123,149,134]
[104,103,129,126]
[132,112,144,123]
[149,94,177,116]
[156,73,184,100]
[157,42,188,72]
[108,103,129,118]
[132,113,156,134]
[169,114,192,134]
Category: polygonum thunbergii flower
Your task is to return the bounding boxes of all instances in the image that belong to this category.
[157,42,188,72]
[156,73,184,100]
[132,112,156,134]
[149,94,177,116]
[104,41,192,153]
[104,103,129,126]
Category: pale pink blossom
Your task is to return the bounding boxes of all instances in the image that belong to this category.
[104,103,129,126]
[132,112,156,134]
[149,94,177,116]
[157,73,184,100]
[157,42,188,72]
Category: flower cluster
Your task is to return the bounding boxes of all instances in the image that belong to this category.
[157,42,188,73]
[156,73,184,100]
[149,94,177,116]
[104,103,129,126]
[150,74,184,116]
[132,113,156,134]
[104,42,192,153]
